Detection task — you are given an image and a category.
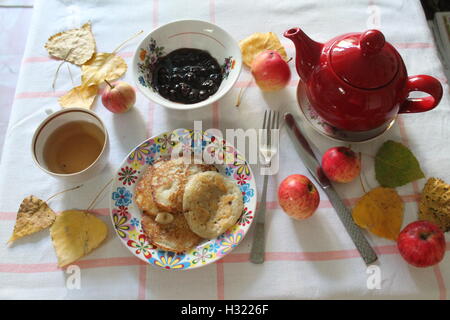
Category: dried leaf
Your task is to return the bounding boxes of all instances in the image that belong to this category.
[8,196,56,244]
[375,140,425,188]
[45,22,96,66]
[239,32,288,68]
[352,187,404,240]
[419,177,450,232]
[58,84,98,109]
[50,210,107,267]
[81,52,127,86]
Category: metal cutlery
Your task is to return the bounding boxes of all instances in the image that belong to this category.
[250,110,280,264]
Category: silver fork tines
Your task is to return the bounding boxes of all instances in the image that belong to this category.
[250,110,280,264]
[260,110,280,164]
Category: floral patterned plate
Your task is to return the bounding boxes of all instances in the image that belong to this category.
[110,129,257,270]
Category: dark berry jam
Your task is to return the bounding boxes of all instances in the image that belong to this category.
[150,48,223,104]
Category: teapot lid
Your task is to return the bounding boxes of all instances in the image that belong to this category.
[330,30,399,89]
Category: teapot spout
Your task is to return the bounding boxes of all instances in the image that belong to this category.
[284,28,323,81]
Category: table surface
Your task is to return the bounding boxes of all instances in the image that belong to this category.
[0,1,33,162]
[0,0,449,300]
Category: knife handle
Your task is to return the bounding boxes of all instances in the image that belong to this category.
[323,187,378,265]
[250,173,269,264]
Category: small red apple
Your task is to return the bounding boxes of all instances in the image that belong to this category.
[321,146,361,183]
[251,50,291,92]
[397,220,446,268]
[278,174,320,220]
[102,80,136,113]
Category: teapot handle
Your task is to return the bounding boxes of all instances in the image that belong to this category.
[399,75,443,114]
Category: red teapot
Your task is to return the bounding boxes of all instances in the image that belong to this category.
[284,28,443,133]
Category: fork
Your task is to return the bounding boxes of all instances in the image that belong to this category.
[250,110,280,264]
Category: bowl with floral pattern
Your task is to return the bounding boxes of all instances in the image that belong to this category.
[132,19,242,110]
[110,129,257,270]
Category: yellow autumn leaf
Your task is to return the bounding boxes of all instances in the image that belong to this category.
[81,52,127,86]
[50,210,108,267]
[44,22,96,66]
[8,195,56,244]
[58,84,98,109]
[352,187,404,241]
[419,177,450,232]
[239,32,288,68]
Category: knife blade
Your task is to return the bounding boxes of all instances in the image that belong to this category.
[284,112,378,266]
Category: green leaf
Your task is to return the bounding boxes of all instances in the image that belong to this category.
[375,140,425,188]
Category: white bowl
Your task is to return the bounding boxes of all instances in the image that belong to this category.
[132,19,242,110]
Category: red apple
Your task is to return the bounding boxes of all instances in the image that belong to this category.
[251,50,291,92]
[102,80,135,113]
[278,174,320,220]
[321,146,361,183]
[397,220,446,268]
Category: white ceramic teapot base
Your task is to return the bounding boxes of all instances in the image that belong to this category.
[296,81,396,143]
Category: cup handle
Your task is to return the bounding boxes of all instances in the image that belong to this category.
[399,75,443,114]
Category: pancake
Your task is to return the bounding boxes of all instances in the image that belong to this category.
[135,158,219,252]
[135,160,186,220]
[141,213,201,253]
[183,171,244,239]
[150,158,217,213]
[134,165,160,216]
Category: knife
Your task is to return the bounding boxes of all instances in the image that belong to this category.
[284,112,378,266]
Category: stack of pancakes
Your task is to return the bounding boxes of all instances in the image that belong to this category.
[135,157,244,253]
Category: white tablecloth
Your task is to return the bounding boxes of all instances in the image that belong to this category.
[0,0,449,299]
[0,3,33,161]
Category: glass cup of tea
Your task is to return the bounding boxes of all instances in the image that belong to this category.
[31,108,109,183]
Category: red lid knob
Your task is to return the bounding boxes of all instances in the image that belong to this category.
[360,30,385,56]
